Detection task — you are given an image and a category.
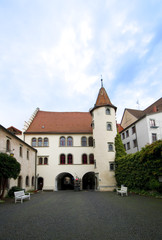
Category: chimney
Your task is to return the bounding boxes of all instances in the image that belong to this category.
[153,106,157,112]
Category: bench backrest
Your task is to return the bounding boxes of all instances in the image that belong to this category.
[14,190,25,197]
[121,186,127,192]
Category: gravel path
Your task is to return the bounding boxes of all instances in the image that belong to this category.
[0,191,162,240]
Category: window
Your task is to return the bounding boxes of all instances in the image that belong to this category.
[124,144,126,150]
[91,120,95,129]
[122,133,125,139]
[106,108,111,115]
[6,139,11,152]
[89,154,94,164]
[82,154,87,164]
[67,154,73,164]
[67,137,73,146]
[60,137,66,146]
[44,138,49,147]
[26,176,29,187]
[127,142,130,150]
[107,122,112,131]
[88,137,93,147]
[31,176,34,186]
[132,126,136,134]
[152,133,157,143]
[133,139,137,148]
[19,146,22,157]
[60,154,65,164]
[27,150,29,160]
[32,138,36,147]
[44,157,48,165]
[38,157,43,165]
[109,162,115,171]
[93,139,95,148]
[108,143,114,152]
[150,119,156,127]
[38,138,42,147]
[81,137,87,146]
[126,130,129,138]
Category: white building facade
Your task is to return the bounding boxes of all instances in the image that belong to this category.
[120,98,162,154]
[23,86,117,191]
[0,125,37,192]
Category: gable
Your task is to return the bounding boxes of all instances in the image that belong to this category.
[121,109,138,129]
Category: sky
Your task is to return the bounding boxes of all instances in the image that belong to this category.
[0,0,162,130]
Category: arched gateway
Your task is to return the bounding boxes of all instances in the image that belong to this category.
[56,172,74,190]
[82,172,95,190]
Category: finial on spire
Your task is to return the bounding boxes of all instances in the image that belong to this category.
[101,75,103,87]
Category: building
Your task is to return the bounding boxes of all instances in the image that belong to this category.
[0,124,37,193]
[23,85,117,191]
[119,98,162,153]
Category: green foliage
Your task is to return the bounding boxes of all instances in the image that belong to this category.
[115,140,162,193]
[8,186,23,198]
[115,132,127,159]
[0,153,21,179]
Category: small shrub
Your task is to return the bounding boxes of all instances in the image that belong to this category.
[8,186,23,198]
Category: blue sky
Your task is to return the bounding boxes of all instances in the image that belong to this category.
[0,0,162,130]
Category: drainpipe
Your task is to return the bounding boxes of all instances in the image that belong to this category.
[34,151,37,190]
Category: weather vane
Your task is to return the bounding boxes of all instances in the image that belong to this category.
[101,75,103,87]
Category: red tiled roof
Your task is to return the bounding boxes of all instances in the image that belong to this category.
[117,124,124,133]
[25,111,92,134]
[7,126,22,135]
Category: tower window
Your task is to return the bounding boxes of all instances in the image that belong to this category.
[44,138,49,147]
[106,108,111,115]
[108,143,114,152]
[32,138,36,147]
[38,138,42,147]
[67,137,73,146]
[60,137,66,147]
[107,122,112,131]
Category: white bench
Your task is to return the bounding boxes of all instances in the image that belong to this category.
[14,190,30,203]
[117,186,128,196]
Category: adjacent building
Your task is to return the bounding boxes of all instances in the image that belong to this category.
[119,98,162,153]
[0,125,37,192]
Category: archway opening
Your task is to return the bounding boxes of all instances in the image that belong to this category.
[57,173,74,190]
[82,172,95,190]
[38,177,44,190]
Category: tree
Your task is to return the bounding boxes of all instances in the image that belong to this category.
[0,153,21,199]
[115,132,127,160]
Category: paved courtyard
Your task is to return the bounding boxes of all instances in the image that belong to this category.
[0,191,162,240]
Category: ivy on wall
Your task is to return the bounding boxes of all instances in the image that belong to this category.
[115,139,162,193]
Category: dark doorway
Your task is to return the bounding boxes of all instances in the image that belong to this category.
[38,177,44,190]
[57,173,74,190]
[82,172,95,190]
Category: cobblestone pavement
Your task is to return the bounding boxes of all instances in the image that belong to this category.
[0,191,162,240]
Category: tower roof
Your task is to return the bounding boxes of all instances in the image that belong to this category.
[90,87,117,112]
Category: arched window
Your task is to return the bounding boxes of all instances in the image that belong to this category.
[44,138,49,147]
[60,137,66,146]
[31,176,34,186]
[17,176,22,188]
[26,176,29,186]
[88,137,93,146]
[89,154,94,164]
[44,157,48,165]
[67,137,73,146]
[38,138,42,147]
[108,143,114,152]
[6,139,11,152]
[60,154,65,164]
[67,154,73,164]
[81,137,87,147]
[32,138,36,147]
[39,157,43,165]
[19,146,22,157]
[82,154,87,164]
[106,108,111,115]
[107,122,112,131]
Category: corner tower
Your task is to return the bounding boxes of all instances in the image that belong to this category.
[90,82,117,191]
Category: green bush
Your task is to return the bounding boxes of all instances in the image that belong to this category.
[8,186,23,198]
[115,140,162,193]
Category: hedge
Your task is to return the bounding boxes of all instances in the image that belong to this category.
[115,140,162,193]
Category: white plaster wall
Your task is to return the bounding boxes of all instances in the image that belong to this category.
[0,128,36,192]
[92,106,117,190]
[25,133,95,190]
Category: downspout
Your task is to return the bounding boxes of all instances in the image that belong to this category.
[35,151,37,190]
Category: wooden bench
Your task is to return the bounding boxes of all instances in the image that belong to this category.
[14,190,30,203]
[117,186,128,196]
